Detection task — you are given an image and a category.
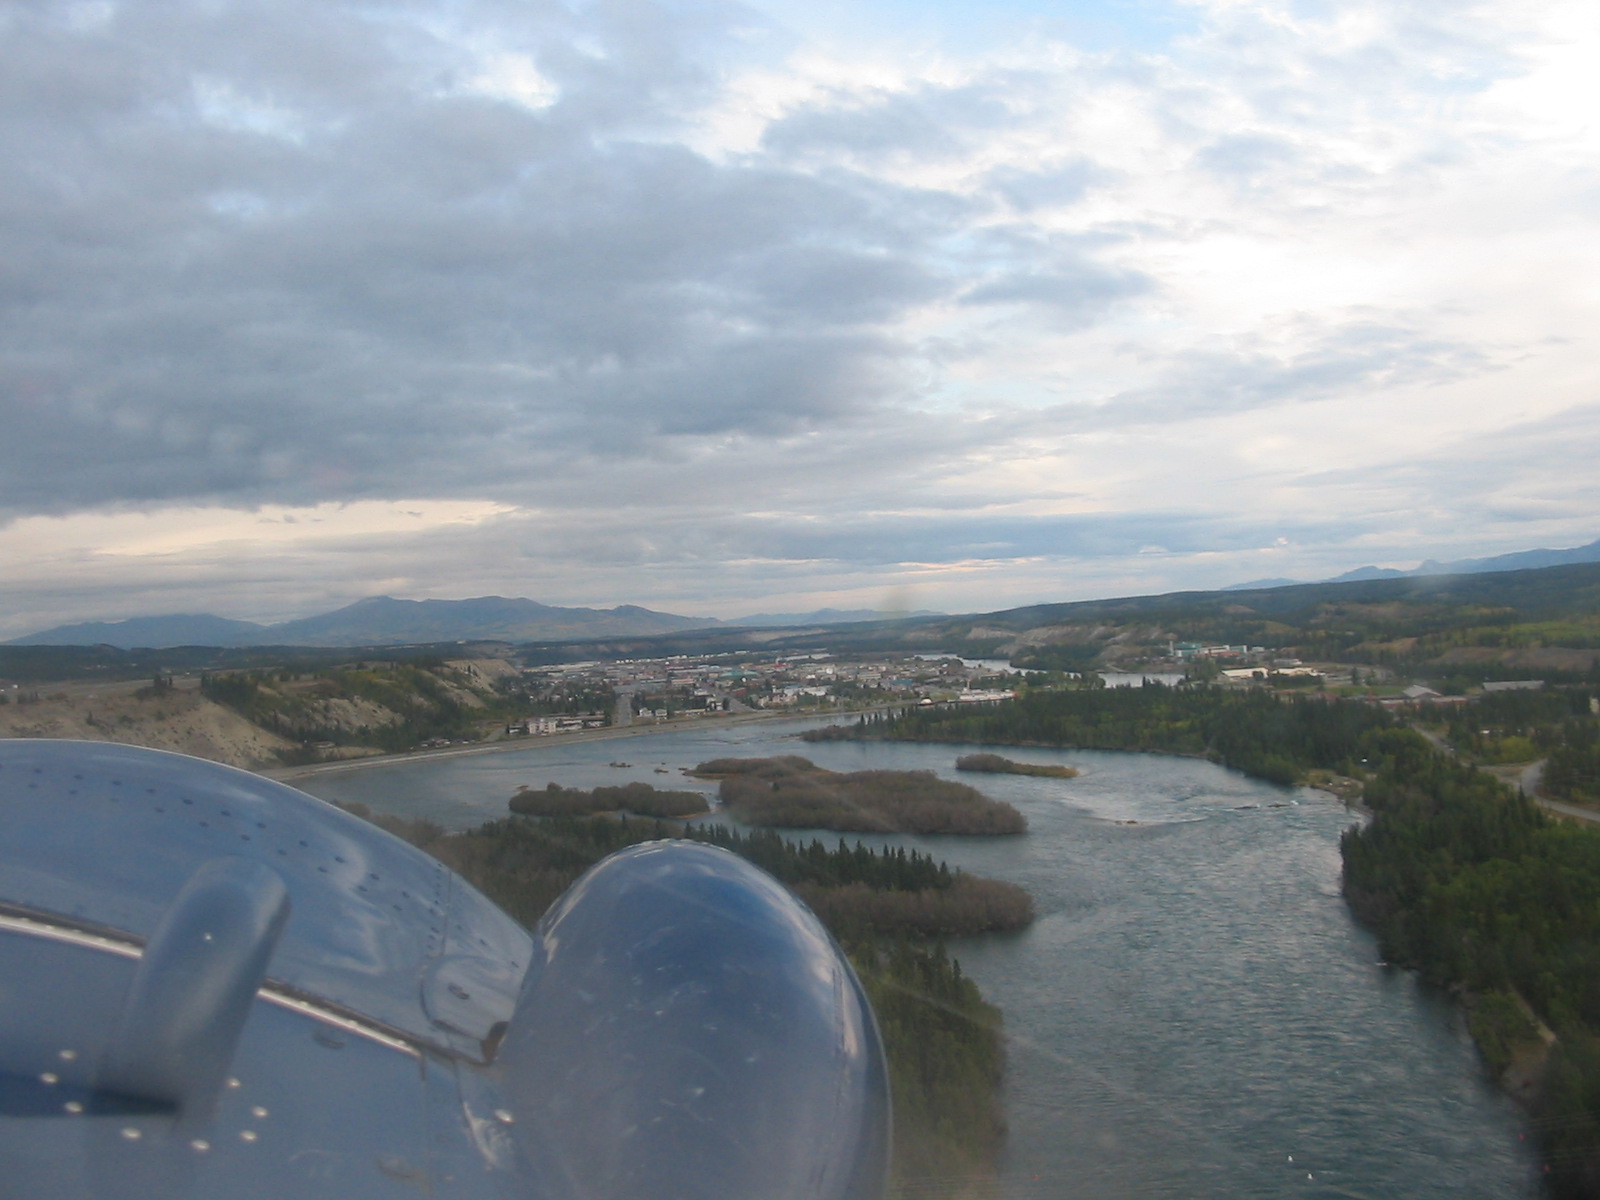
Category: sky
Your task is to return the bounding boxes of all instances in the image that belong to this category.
[2,0,1597,636]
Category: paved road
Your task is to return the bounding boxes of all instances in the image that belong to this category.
[1411,724,1452,755]
[613,685,636,728]
[1538,795,1600,827]
[1410,723,1600,827]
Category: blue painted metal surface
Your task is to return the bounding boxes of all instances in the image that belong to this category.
[98,857,291,1118]
[501,841,892,1200]
[0,740,891,1199]
[0,740,530,1060]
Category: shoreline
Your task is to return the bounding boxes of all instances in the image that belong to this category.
[259,709,811,783]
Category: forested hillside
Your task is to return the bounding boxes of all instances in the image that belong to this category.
[507,560,1600,678]
[199,660,522,758]
[1342,733,1600,1197]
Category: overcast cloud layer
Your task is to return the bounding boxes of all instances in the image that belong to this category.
[2,0,1596,634]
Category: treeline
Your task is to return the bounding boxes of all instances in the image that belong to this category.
[509,781,709,818]
[1408,615,1600,657]
[694,823,1032,938]
[1341,728,1600,1196]
[799,876,1035,941]
[348,807,1017,1189]
[1437,686,1600,805]
[1548,733,1600,807]
[1442,688,1596,764]
[815,684,1393,786]
[698,755,1027,835]
[851,938,1006,1188]
[0,643,313,684]
[382,811,1033,938]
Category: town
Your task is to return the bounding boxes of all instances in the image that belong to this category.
[501,650,1026,736]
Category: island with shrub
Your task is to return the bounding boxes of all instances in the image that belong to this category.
[692,754,1027,835]
[509,780,711,818]
[955,752,1078,778]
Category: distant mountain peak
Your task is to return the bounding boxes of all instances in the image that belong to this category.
[1220,577,1300,592]
[6,613,269,649]
[1226,537,1600,592]
[9,595,718,649]
[728,607,945,628]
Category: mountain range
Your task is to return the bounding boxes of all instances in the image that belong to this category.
[1223,537,1600,591]
[11,536,1594,649]
[6,597,937,649]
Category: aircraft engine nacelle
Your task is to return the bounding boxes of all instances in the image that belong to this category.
[0,740,890,1200]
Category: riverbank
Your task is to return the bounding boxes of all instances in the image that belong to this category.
[262,708,803,783]
[1300,768,1367,811]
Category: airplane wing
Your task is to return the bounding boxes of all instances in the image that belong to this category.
[0,739,890,1200]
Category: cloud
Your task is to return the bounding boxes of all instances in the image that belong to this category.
[961,262,1151,318]
[1293,400,1600,531]
[985,160,1105,212]
[1,0,1596,628]
[1074,316,1501,429]
[759,80,1014,162]
[1192,133,1302,187]
[2,2,1003,517]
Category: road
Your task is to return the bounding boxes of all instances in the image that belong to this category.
[1411,722,1600,827]
[613,685,636,728]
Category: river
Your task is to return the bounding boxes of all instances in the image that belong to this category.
[294,717,1542,1199]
